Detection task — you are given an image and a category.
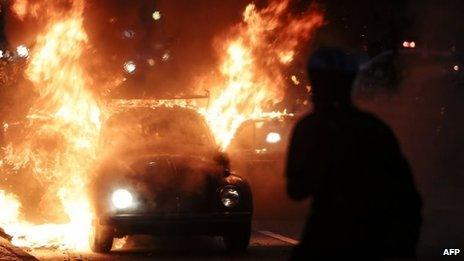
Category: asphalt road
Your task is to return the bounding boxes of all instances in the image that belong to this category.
[26,164,308,260]
[29,221,303,260]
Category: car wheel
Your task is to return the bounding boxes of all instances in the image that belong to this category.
[89,223,114,253]
[222,224,251,253]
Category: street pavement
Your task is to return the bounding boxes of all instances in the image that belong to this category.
[28,221,302,260]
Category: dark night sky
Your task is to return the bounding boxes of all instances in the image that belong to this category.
[309,0,464,52]
[2,0,463,51]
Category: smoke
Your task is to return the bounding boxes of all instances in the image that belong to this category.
[89,106,225,215]
[3,0,251,101]
[84,0,251,97]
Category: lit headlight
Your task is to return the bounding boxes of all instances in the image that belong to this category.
[111,189,133,209]
[220,187,240,208]
[266,132,281,143]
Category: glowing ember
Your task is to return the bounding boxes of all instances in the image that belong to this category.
[291,75,300,85]
[202,0,323,150]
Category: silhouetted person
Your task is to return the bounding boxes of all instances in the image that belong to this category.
[286,47,422,260]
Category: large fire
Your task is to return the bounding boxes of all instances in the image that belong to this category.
[203,0,323,149]
[1,0,98,249]
[0,0,323,251]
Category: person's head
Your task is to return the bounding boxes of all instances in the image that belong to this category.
[307,47,361,110]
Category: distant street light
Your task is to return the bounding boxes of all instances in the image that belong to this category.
[402,41,416,49]
[152,11,162,21]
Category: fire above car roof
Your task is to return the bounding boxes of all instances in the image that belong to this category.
[105,91,211,111]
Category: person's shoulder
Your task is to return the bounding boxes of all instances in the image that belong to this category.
[291,113,319,134]
[294,112,320,127]
[353,109,396,136]
[354,109,387,125]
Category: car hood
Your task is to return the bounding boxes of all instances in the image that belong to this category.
[129,154,225,178]
[91,154,226,214]
[93,154,226,190]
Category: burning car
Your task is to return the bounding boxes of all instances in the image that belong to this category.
[89,106,252,253]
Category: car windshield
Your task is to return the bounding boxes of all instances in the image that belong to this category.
[100,107,215,154]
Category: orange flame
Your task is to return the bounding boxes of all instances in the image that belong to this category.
[1,0,323,251]
[203,0,323,149]
[2,0,98,250]
[11,0,28,20]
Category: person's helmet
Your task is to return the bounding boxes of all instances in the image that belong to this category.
[308,47,367,75]
[307,47,367,107]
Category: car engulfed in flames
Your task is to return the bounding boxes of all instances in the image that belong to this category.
[0,0,323,251]
[88,106,252,253]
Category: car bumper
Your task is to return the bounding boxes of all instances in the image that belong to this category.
[96,212,252,236]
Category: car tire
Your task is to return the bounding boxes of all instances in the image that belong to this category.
[222,223,251,253]
[89,223,114,253]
